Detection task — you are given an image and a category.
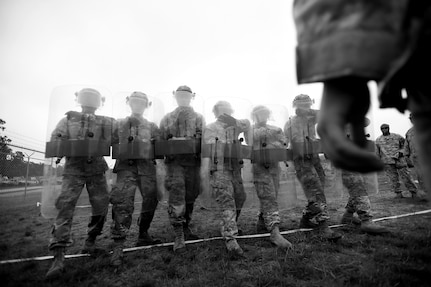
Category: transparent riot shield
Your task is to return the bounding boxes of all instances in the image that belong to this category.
[110,91,166,214]
[284,106,343,204]
[42,85,113,219]
[155,87,204,206]
[200,97,255,221]
[249,104,301,212]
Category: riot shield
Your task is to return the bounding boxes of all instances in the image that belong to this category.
[200,97,255,218]
[110,91,166,213]
[249,104,301,211]
[284,105,343,204]
[42,85,113,219]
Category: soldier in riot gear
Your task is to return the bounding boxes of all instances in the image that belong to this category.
[109,91,162,266]
[250,105,292,249]
[159,85,204,253]
[202,100,250,257]
[45,88,112,278]
[284,94,341,241]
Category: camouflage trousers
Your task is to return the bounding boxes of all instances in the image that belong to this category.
[341,170,372,221]
[210,170,246,241]
[253,168,281,231]
[166,164,200,227]
[412,157,427,192]
[384,164,417,194]
[110,170,158,240]
[49,174,109,250]
[294,156,329,223]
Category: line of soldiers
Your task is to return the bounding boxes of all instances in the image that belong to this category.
[44,87,389,279]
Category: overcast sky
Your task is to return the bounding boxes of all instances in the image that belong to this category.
[0,0,412,161]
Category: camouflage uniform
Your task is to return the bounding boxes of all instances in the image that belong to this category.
[341,170,372,221]
[405,127,426,192]
[204,119,249,241]
[252,123,285,231]
[159,106,204,230]
[375,133,417,195]
[49,112,110,250]
[284,111,329,223]
[110,116,160,240]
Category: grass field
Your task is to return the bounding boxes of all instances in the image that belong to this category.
[0,169,430,287]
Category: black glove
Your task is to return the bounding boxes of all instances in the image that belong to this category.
[218,113,237,127]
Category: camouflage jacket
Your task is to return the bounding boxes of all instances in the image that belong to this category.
[204,118,250,171]
[51,111,112,175]
[405,127,418,159]
[375,133,406,165]
[159,106,205,166]
[283,110,318,144]
[252,123,287,171]
[112,115,160,175]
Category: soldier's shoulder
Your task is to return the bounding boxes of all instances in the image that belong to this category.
[65,111,82,120]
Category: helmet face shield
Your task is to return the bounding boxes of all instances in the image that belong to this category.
[128,97,148,115]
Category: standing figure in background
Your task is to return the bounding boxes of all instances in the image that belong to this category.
[250,105,292,250]
[405,114,428,197]
[46,88,111,278]
[203,100,249,257]
[284,94,341,241]
[159,85,204,253]
[375,124,417,198]
[110,92,162,266]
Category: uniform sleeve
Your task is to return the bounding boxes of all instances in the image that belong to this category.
[111,118,120,144]
[404,132,411,157]
[195,114,205,138]
[398,134,406,151]
[283,120,292,144]
[151,122,161,141]
[51,117,68,141]
[375,139,381,158]
[159,116,168,140]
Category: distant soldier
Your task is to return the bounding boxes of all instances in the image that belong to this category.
[284,94,341,241]
[405,114,428,195]
[341,120,389,234]
[46,88,111,278]
[376,124,417,198]
[203,100,249,257]
[110,92,162,266]
[250,105,292,249]
[159,85,204,253]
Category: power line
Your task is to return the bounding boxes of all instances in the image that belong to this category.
[7,143,44,154]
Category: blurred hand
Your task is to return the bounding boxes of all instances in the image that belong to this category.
[318,77,384,173]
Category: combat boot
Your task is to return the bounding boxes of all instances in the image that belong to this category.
[46,247,65,279]
[183,223,200,241]
[82,235,96,254]
[299,216,318,229]
[340,211,361,225]
[360,220,389,235]
[110,241,124,267]
[270,225,293,250]
[173,225,186,253]
[225,238,244,258]
[136,212,162,246]
[317,221,342,241]
[236,209,243,236]
[256,213,267,234]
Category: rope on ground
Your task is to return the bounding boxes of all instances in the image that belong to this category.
[1,209,431,265]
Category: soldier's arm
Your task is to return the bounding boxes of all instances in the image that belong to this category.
[283,121,291,145]
[50,118,68,141]
[404,133,411,157]
[398,135,406,156]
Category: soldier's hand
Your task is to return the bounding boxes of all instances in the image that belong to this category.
[398,151,404,158]
[318,78,384,173]
[218,113,237,127]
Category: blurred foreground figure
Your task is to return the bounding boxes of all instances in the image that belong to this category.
[46,88,111,279]
[341,121,388,234]
[250,105,292,250]
[110,92,161,266]
[293,0,431,195]
[159,86,204,253]
[284,94,341,241]
[203,100,249,257]
[376,124,417,199]
[405,114,428,196]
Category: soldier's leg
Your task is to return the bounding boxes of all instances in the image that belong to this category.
[398,166,418,197]
[184,165,201,240]
[47,175,85,278]
[136,174,161,246]
[312,156,326,186]
[211,171,243,256]
[85,173,110,250]
[413,157,427,193]
[109,171,137,265]
[232,169,246,222]
[254,170,292,250]
[384,164,402,197]
[341,170,363,225]
[166,164,186,252]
